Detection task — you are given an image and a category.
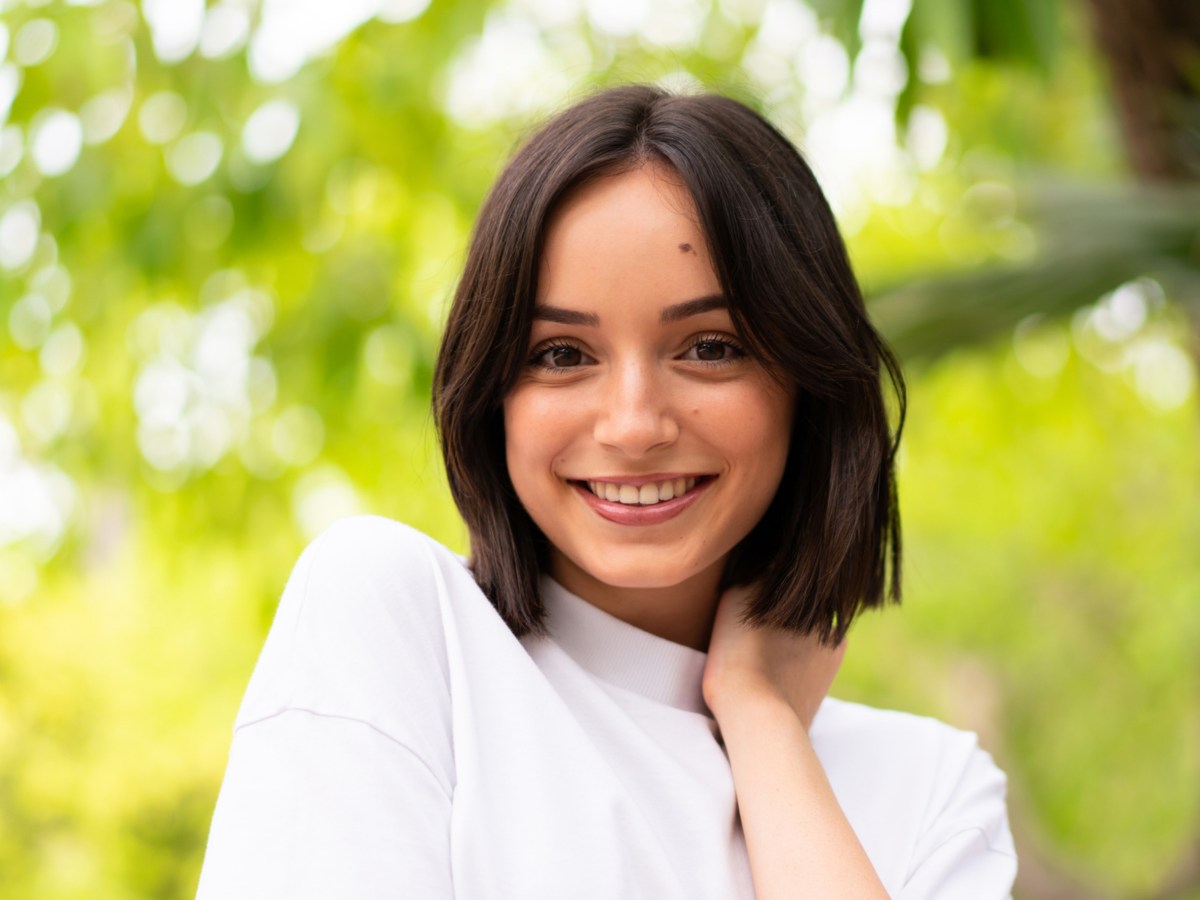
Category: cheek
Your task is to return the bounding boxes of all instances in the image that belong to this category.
[502,396,532,484]
[503,388,571,487]
[505,386,569,438]
[700,381,793,461]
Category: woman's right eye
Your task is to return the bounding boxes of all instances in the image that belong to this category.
[530,342,589,370]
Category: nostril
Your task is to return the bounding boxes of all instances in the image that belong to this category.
[592,404,681,454]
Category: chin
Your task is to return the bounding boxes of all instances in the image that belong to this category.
[591,568,695,590]
[563,547,715,593]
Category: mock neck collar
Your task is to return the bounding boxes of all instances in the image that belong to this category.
[540,576,711,716]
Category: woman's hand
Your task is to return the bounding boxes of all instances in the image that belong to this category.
[701,585,889,899]
[702,584,845,729]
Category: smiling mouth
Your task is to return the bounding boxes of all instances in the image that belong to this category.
[576,476,708,506]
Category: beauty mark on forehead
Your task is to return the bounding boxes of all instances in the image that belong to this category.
[678,242,694,254]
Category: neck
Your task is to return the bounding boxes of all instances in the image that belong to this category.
[547,552,725,651]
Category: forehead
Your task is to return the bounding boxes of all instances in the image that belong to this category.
[547,163,702,241]
[537,164,719,307]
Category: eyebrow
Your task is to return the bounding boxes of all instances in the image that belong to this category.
[531,306,599,326]
[532,294,727,327]
[659,294,727,323]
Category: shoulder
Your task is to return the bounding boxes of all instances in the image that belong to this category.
[280,513,477,650]
[813,697,990,776]
[283,515,474,623]
[813,698,1015,861]
[213,517,469,839]
[235,516,475,731]
[296,514,461,583]
[813,696,1008,807]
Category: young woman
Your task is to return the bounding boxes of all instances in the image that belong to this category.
[198,86,1017,898]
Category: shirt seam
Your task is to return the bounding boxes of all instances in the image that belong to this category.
[904,825,1018,888]
[235,705,453,799]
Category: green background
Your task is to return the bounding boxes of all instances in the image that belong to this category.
[0,0,1197,897]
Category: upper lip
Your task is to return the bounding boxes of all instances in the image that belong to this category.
[571,473,712,487]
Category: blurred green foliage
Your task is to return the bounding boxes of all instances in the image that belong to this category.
[0,1,1197,898]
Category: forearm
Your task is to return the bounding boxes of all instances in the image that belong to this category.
[715,691,890,899]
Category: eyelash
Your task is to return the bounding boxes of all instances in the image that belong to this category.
[684,333,746,365]
[527,333,747,371]
[527,340,588,373]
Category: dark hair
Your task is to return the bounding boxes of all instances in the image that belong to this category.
[434,84,904,644]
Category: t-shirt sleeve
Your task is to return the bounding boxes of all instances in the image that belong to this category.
[899,738,1018,900]
[196,516,457,899]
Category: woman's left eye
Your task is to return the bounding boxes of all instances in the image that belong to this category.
[682,336,744,363]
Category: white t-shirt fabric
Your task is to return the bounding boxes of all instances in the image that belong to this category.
[197,515,1017,899]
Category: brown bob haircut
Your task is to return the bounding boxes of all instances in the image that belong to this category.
[434,85,904,644]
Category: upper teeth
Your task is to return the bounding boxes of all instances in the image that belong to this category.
[587,478,696,505]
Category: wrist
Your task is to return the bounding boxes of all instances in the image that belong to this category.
[703,673,792,725]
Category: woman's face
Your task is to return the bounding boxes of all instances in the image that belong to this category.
[503,164,793,637]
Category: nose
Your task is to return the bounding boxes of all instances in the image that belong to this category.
[592,361,679,456]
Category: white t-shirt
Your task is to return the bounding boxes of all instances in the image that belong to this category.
[197,515,1016,898]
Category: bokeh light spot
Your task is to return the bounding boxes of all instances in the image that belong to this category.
[31,263,72,312]
[249,0,381,84]
[1093,280,1152,342]
[378,0,433,24]
[93,1,141,42]
[138,91,188,145]
[30,109,83,176]
[0,201,41,270]
[80,88,134,145]
[142,0,204,63]
[200,3,251,58]
[166,131,223,185]
[9,293,52,349]
[585,0,647,36]
[755,0,817,56]
[854,38,908,96]
[39,322,86,377]
[14,18,59,66]
[918,45,952,83]
[241,98,300,164]
[129,292,277,480]
[138,417,191,472]
[798,35,850,103]
[0,418,76,557]
[444,14,569,128]
[1128,340,1195,412]
[642,0,705,48]
[21,380,73,444]
[134,358,193,428]
[860,0,911,42]
[719,0,764,23]
[0,124,23,177]
[292,464,362,540]
[510,0,583,28]
[0,64,20,123]
[907,105,947,170]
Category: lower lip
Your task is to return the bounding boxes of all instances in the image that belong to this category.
[572,479,712,526]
